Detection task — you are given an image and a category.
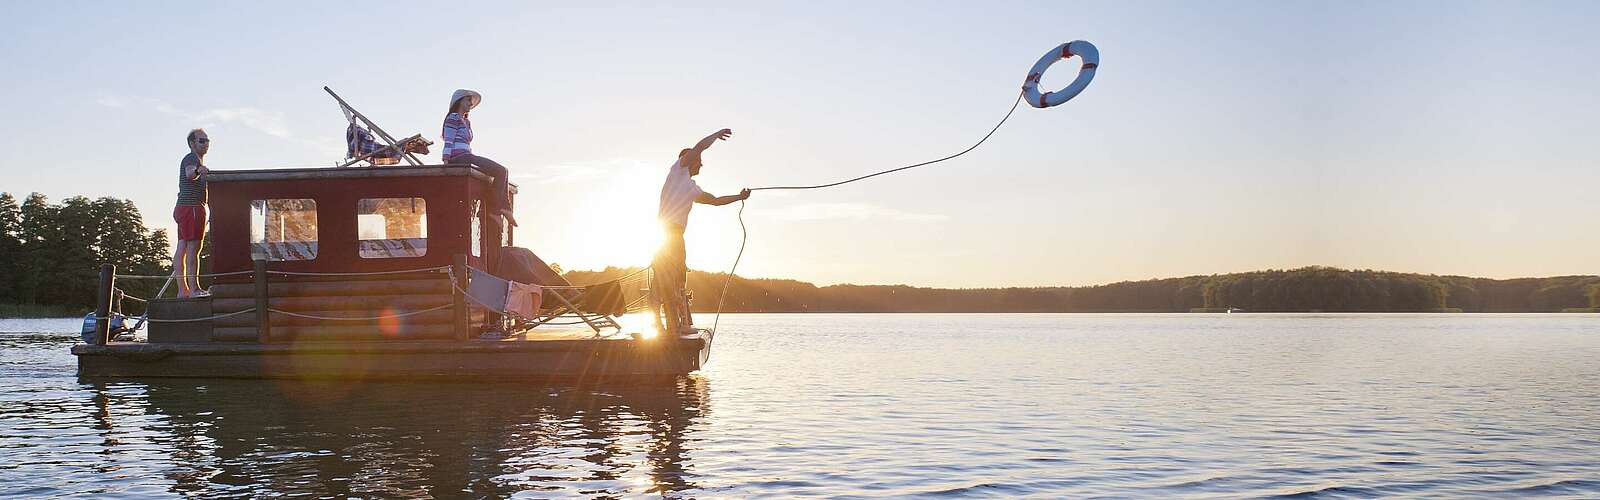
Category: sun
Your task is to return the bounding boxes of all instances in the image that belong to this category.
[509,161,667,272]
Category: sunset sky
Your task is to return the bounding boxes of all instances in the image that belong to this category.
[3,2,1596,287]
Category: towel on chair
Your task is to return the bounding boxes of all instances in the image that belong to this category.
[506,281,543,318]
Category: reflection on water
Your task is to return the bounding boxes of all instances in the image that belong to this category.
[3,349,708,498]
[5,314,1600,497]
[105,378,706,497]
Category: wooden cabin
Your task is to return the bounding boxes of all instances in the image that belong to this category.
[208,165,509,280]
[74,165,710,380]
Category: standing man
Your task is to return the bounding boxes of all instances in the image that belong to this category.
[655,128,750,336]
[172,129,210,298]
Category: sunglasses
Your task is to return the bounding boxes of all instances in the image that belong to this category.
[193,138,210,144]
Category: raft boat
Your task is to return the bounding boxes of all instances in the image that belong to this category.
[73,165,710,380]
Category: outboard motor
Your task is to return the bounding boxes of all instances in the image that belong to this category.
[79,313,97,343]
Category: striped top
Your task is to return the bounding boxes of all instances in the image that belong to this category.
[176,153,206,206]
[657,159,704,227]
[440,112,472,161]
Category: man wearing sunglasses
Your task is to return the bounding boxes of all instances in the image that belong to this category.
[173,129,211,298]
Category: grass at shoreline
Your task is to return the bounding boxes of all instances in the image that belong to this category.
[0,303,89,319]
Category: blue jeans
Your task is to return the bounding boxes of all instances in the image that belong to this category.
[452,153,510,212]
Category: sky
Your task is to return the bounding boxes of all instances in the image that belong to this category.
[2,1,1596,288]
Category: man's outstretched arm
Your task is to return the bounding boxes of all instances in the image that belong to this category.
[691,128,733,153]
[695,189,752,207]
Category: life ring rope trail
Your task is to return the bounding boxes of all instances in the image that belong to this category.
[708,40,1098,338]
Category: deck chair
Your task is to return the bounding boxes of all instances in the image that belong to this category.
[470,247,650,335]
[346,123,430,166]
[325,86,432,167]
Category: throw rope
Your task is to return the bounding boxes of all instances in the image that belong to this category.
[748,91,1023,192]
[708,91,1027,339]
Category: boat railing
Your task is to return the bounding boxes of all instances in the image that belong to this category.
[91,257,658,345]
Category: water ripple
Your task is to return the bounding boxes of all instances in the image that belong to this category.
[2,314,1599,497]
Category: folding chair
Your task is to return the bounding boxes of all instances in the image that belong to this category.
[466,250,652,336]
[325,86,432,167]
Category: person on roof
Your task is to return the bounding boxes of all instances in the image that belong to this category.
[654,128,750,336]
[441,89,516,228]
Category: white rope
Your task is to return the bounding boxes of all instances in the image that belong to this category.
[99,308,257,323]
[267,304,453,321]
[115,270,254,279]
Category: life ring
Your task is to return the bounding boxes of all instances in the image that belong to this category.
[1022,40,1099,108]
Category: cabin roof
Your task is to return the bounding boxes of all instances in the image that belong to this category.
[207,165,494,183]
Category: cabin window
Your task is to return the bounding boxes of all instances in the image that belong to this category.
[470,199,482,258]
[358,198,428,259]
[250,199,318,261]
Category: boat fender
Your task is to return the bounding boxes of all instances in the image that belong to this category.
[1021,40,1099,108]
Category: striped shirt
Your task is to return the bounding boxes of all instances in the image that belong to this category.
[440,112,472,162]
[176,153,207,206]
[657,159,704,228]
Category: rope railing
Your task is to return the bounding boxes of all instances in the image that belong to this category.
[267,304,454,321]
[114,270,254,280]
[113,265,456,280]
[98,308,257,323]
[266,266,451,277]
[94,262,657,338]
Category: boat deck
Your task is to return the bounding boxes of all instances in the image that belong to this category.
[74,330,710,381]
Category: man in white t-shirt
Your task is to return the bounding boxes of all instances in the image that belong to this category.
[655,128,751,336]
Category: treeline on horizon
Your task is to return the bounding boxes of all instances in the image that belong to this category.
[0,192,170,314]
[566,266,1600,313]
[1,190,1595,316]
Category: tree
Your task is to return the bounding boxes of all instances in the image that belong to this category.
[0,193,21,302]
[6,193,171,309]
[14,193,57,304]
[43,196,102,305]
[91,197,171,301]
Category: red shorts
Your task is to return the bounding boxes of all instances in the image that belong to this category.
[173,205,207,241]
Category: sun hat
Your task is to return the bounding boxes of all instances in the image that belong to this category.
[449,89,482,112]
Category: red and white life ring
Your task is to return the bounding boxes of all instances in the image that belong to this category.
[1022,40,1099,108]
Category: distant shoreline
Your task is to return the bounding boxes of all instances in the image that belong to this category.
[0,303,88,319]
[564,266,1600,315]
[6,266,1597,318]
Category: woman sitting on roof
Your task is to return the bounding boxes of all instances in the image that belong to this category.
[441,89,517,228]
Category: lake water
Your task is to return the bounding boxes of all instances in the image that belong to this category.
[2,314,1598,498]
